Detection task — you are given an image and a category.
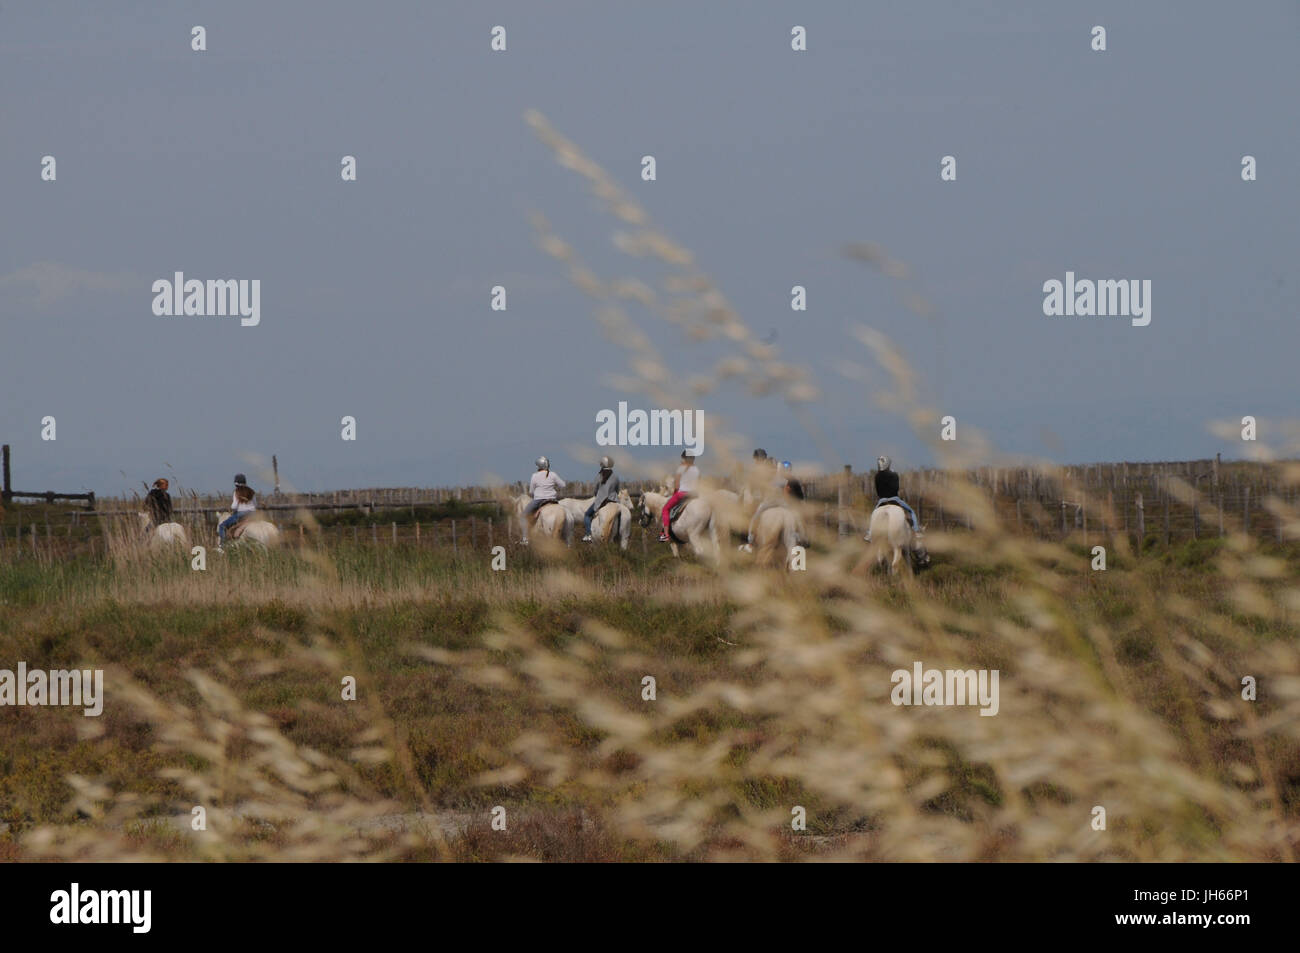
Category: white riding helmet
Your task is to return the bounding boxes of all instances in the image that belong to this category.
[536,456,550,470]
[877,455,892,472]
[599,456,614,470]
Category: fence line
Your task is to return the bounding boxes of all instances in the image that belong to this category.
[2,460,1296,560]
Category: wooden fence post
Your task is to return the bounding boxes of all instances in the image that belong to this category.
[1243,485,1251,535]
[838,464,850,537]
[1135,492,1145,545]
[1162,477,1171,546]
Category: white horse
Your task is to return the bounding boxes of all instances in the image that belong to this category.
[137,512,189,549]
[708,488,750,540]
[639,491,719,561]
[515,494,573,546]
[560,497,632,550]
[868,504,914,575]
[752,505,806,570]
[216,511,281,550]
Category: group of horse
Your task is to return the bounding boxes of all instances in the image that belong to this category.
[133,486,919,573]
[512,483,920,573]
[136,510,281,552]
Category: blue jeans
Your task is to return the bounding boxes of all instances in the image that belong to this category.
[875,497,920,532]
[584,502,600,535]
[218,512,249,541]
[523,499,554,520]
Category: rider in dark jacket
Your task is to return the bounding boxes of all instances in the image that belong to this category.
[866,456,922,539]
[874,466,900,500]
[145,479,173,527]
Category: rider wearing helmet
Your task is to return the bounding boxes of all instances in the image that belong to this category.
[660,450,700,542]
[582,455,621,542]
[521,456,565,544]
[865,455,922,539]
[218,473,257,547]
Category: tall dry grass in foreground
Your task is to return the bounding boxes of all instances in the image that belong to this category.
[2,114,1298,861]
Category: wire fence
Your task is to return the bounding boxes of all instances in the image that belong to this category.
[1,459,1296,561]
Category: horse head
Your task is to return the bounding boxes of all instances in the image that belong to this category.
[634,493,654,527]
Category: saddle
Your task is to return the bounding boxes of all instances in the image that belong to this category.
[527,499,559,523]
[878,498,908,512]
[666,495,694,543]
[228,513,266,540]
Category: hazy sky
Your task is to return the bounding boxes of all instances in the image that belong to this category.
[2,2,1297,497]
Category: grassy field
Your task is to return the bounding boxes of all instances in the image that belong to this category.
[2,500,1298,862]
[3,114,1297,863]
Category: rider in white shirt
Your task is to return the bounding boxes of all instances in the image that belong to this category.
[521,456,565,544]
[659,450,699,542]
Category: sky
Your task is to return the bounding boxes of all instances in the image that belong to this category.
[2,1,1297,497]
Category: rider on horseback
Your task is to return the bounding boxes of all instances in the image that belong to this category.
[865,457,927,562]
[144,478,173,533]
[739,452,786,553]
[863,455,925,561]
[581,456,620,543]
[521,456,565,545]
[659,450,699,542]
[218,474,257,548]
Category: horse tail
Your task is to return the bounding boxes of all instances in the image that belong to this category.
[782,517,798,565]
